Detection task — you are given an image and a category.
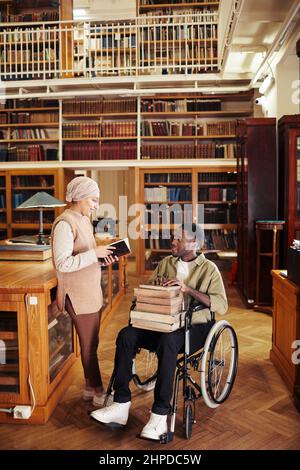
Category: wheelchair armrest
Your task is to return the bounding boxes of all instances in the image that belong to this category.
[185,301,213,329]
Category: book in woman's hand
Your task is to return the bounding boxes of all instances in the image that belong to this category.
[98,237,131,261]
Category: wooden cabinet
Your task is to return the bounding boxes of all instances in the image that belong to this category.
[278,115,300,264]
[0,260,77,424]
[0,256,126,424]
[270,270,300,411]
[236,118,277,307]
[137,165,237,274]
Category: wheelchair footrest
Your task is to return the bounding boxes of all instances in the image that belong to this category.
[160,432,174,444]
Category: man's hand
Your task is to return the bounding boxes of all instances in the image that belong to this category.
[162,278,190,293]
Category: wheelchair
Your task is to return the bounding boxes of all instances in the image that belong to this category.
[105,300,238,443]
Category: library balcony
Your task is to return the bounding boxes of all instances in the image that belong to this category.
[0,12,219,96]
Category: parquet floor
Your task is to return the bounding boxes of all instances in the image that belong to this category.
[1,262,300,450]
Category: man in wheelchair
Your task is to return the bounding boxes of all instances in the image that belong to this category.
[90,223,228,441]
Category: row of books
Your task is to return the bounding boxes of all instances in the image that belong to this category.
[0,29,58,44]
[144,228,237,253]
[62,122,136,138]
[198,187,237,202]
[204,229,237,251]
[141,146,194,159]
[12,212,54,224]
[62,123,100,138]
[144,173,191,183]
[63,142,137,160]
[199,172,237,182]
[195,143,238,159]
[141,10,218,22]
[141,121,202,136]
[62,99,137,115]
[89,35,136,49]
[1,99,58,109]
[0,146,58,162]
[12,175,53,188]
[144,186,192,202]
[204,206,237,224]
[1,49,56,62]
[141,99,221,113]
[10,128,51,139]
[0,194,5,209]
[2,11,59,23]
[141,45,217,61]
[206,121,237,136]
[140,0,218,4]
[141,24,217,41]
[8,112,58,124]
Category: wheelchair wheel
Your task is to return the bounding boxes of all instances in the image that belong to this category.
[200,320,238,409]
[132,349,158,392]
[184,403,193,439]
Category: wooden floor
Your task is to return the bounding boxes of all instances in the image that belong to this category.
[1,262,300,450]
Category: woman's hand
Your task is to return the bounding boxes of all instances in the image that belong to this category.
[95,245,116,259]
[98,255,119,267]
[162,278,189,293]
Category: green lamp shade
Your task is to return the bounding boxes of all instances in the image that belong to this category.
[17,192,66,209]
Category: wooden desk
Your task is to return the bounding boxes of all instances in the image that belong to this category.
[270,270,300,411]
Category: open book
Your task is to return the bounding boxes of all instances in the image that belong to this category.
[98,237,131,261]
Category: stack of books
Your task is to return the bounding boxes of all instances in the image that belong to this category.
[130,284,184,332]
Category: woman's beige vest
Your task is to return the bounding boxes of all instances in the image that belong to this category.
[51,209,102,315]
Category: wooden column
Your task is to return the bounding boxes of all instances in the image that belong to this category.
[60,0,73,78]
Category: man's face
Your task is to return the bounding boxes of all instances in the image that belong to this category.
[170,230,198,257]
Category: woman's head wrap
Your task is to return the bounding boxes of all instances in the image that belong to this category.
[66,176,100,202]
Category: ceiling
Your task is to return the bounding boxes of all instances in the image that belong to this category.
[2,0,300,98]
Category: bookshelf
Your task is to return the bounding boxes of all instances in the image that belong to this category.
[62,98,138,161]
[137,166,237,274]
[138,1,220,16]
[2,168,73,240]
[0,99,59,163]
[0,0,72,81]
[140,92,253,161]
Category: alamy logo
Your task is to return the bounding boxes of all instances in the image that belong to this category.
[0,80,6,105]
[291,340,300,365]
[291,80,300,106]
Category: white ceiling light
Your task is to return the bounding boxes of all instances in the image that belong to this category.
[258,74,274,94]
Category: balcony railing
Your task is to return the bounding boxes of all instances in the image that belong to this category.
[0,12,219,81]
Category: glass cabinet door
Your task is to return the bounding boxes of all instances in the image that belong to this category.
[0,310,19,393]
[112,261,120,300]
[101,266,109,312]
[296,135,300,239]
[48,300,73,383]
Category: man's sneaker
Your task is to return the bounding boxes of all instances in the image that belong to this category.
[140,412,168,440]
[90,401,131,428]
[92,392,114,407]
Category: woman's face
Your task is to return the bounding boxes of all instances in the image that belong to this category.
[77,197,99,216]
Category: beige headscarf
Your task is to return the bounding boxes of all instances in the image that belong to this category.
[66,176,100,202]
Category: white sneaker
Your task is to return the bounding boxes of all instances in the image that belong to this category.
[92,392,114,407]
[90,401,131,428]
[140,412,168,440]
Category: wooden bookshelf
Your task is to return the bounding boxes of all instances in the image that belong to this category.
[137,166,237,274]
[1,168,73,239]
